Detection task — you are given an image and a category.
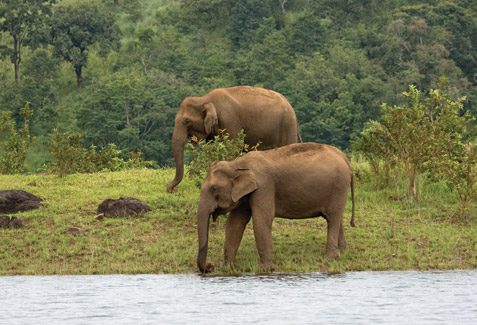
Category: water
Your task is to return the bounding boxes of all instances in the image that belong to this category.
[1,270,476,324]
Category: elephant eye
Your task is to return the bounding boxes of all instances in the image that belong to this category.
[183,118,192,126]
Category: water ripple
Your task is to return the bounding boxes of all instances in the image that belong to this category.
[1,270,476,324]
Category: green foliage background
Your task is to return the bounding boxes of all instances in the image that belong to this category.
[0,0,476,172]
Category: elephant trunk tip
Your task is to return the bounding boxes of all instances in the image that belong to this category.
[166,182,176,193]
[198,261,215,274]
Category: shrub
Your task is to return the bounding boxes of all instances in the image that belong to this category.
[186,129,259,188]
[46,130,152,176]
[0,103,35,174]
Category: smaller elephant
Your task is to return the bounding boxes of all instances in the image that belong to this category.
[196,143,355,273]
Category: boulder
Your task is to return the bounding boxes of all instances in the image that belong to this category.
[0,215,23,228]
[0,215,10,228]
[97,197,151,217]
[0,190,42,214]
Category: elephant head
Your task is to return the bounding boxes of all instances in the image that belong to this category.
[167,98,219,193]
[196,162,258,273]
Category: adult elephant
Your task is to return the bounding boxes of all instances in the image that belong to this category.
[196,143,356,273]
[167,86,300,192]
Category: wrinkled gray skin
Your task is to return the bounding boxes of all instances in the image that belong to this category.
[167,86,300,192]
[196,143,356,273]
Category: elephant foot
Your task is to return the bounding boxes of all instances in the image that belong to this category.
[258,261,274,273]
[223,259,238,269]
[324,248,339,259]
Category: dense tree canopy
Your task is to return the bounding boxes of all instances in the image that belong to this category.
[0,0,56,81]
[0,0,475,171]
[49,0,120,87]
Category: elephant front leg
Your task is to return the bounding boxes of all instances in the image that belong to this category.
[252,216,274,271]
[224,208,251,267]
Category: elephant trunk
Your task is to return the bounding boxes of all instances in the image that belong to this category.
[167,121,188,192]
[197,194,214,273]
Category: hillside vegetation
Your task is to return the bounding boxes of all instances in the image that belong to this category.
[0,0,476,170]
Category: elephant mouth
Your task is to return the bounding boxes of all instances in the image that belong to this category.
[212,210,222,222]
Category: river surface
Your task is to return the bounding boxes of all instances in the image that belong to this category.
[1,270,476,324]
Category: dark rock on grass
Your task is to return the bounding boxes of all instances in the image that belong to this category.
[0,215,10,228]
[9,216,23,228]
[0,215,23,228]
[0,190,42,214]
[97,197,151,218]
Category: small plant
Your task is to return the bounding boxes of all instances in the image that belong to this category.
[0,102,35,174]
[47,131,85,176]
[186,129,260,188]
[125,150,153,169]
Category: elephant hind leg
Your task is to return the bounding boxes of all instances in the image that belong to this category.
[324,213,344,259]
[280,122,298,146]
[338,219,347,251]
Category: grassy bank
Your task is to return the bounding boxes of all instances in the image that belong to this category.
[1,167,476,275]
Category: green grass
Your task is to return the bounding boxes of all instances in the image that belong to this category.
[0,167,476,275]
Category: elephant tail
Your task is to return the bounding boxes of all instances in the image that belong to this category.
[297,125,303,143]
[350,172,356,227]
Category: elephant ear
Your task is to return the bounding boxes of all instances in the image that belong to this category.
[203,103,218,135]
[231,169,258,203]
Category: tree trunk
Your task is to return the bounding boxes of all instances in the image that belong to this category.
[407,164,416,199]
[76,65,83,88]
[13,35,20,82]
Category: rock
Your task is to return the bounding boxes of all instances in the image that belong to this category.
[0,215,10,228]
[0,215,23,229]
[97,197,151,217]
[0,190,42,214]
[9,216,23,228]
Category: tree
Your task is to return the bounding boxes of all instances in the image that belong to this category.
[180,0,233,31]
[354,86,433,199]
[230,0,272,49]
[50,0,120,88]
[78,70,175,165]
[354,80,476,206]
[0,0,56,81]
[235,18,291,88]
[424,83,477,217]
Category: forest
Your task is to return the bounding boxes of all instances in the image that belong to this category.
[0,0,476,171]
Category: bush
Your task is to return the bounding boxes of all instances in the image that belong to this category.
[0,103,35,174]
[46,130,152,176]
[186,129,260,188]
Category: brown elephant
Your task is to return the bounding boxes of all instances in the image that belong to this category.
[196,143,355,273]
[167,86,300,192]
